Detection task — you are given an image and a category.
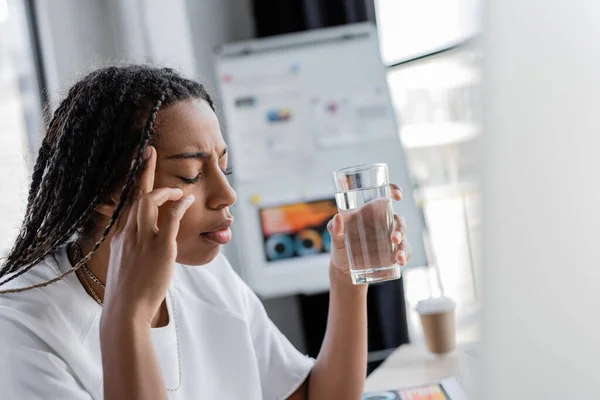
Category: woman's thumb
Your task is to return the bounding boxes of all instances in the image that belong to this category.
[327,214,345,251]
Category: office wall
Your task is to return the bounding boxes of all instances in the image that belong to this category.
[483,0,600,398]
[34,0,118,106]
[35,0,255,100]
[185,0,254,91]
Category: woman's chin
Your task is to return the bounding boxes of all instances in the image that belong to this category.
[176,245,221,266]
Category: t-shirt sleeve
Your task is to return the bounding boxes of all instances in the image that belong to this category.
[0,302,95,400]
[234,272,315,400]
[0,345,93,400]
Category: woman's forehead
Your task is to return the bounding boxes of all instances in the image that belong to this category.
[154,99,225,156]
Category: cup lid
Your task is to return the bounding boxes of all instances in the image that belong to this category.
[415,296,456,315]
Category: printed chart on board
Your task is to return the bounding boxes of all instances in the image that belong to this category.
[214,23,427,297]
[217,32,395,184]
[218,66,315,182]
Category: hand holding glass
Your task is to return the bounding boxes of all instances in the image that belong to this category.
[333,163,402,285]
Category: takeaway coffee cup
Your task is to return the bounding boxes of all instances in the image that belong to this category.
[415,296,457,355]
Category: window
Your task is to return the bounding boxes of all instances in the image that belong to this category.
[376,0,482,342]
[375,0,481,64]
[0,0,44,257]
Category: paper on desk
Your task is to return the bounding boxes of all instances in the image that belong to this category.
[363,377,468,400]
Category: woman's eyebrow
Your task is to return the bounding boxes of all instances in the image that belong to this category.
[165,147,227,161]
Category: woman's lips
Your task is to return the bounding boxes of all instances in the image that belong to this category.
[201,226,232,245]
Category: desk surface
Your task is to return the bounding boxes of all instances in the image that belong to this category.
[365,342,481,399]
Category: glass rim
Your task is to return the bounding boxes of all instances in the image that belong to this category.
[333,163,388,177]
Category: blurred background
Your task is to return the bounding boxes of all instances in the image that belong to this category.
[5,1,600,398]
[1,0,482,374]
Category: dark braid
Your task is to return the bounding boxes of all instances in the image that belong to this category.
[0,65,214,293]
[3,73,117,276]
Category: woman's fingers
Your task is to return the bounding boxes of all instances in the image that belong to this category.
[139,146,157,195]
[391,214,409,266]
[390,183,403,201]
[137,188,184,237]
[387,183,408,266]
[114,146,156,235]
[123,200,140,235]
[391,214,407,245]
[395,239,412,266]
[389,185,406,264]
[159,195,196,242]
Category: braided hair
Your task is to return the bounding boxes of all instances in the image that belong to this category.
[0,65,214,293]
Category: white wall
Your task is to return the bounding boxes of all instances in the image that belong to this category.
[186,0,254,92]
[35,0,255,100]
[483,0,600,398]
[35,0,117,106]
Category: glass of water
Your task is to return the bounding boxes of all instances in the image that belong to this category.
[333,163,401,285]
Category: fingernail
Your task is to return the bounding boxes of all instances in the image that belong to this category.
[333,214,342,228]
[183,194,195,202]
[144,146,152,160]
[400,250,406,260]
[394,231,403,242]
[327,219,333,230]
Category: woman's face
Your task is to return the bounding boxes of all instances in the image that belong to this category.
[152,99,237,266]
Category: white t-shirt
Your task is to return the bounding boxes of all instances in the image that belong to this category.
[0,246,314,399]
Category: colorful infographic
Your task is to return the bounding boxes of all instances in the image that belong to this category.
[259,199,337,262]
[266,108,292,122]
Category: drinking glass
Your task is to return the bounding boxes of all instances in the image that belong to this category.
[333,163,401,284]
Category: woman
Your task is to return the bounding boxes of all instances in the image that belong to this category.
[0,65,410,399]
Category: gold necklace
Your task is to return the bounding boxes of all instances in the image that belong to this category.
[72,241,182,391]
[77,268,103,306]
[74,243,104,305]
[82,265,106,289]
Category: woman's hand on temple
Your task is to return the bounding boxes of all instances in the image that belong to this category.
[102,146,195,326]
[327,183,411,280]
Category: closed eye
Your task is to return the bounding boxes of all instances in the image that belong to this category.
[180,168,231,184]
[180,173,201,184]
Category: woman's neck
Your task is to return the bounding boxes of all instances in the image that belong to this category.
[79,236,111,285]
[71,235,169,328]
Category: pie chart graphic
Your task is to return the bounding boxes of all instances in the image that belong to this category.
[295,229,323,257]
[265,234,294,261]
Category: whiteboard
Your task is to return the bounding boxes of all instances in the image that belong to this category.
[214,23,427,298]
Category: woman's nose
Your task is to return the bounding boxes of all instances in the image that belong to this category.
[206,171,237,210]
